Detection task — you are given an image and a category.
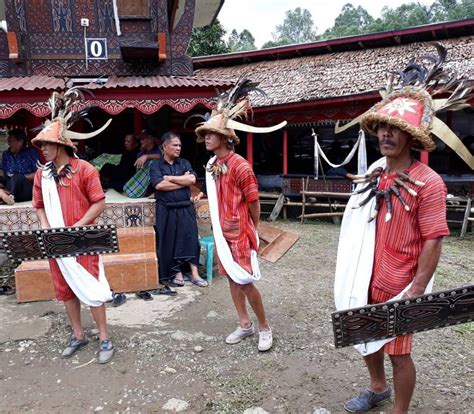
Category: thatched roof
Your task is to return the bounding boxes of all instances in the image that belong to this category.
[195,36,474,108]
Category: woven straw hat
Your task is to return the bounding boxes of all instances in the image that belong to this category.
[361,87,436,152]
[195,113,240,144]
[32,119,75,149]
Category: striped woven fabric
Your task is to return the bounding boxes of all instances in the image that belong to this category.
[371,161,449,296]
[215,152,259,275]
[32,158,105,301]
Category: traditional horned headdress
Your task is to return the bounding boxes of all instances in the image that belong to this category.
[31,87,112,150]
[193,77,287,144]
[337,43,474,170]
[31,88,112,186]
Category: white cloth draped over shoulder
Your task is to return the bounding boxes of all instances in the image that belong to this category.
[41,168,113,307]
[205,155,261,285]
[334,157,434,355]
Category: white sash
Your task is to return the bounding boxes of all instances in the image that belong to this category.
[41,166,112,306]
[206,156,261,285]
[334,157,434,355]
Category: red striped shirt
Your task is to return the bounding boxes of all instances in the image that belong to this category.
[215,152,259,274]
[371,160,449,296]
[32,158,105,301]
[368,161,448,355]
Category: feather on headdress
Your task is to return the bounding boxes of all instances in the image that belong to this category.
[336,43,474,169]
[31,87,112,150]
[193,76,287,144]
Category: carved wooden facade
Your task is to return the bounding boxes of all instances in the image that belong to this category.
[0,0,198,77]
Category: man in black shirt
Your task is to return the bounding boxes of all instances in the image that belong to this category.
[150,132,208,290]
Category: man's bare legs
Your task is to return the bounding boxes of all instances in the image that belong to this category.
[228,278,252,328]
[228,278,270,330]
[63,298,108,341]
[363,349,389,393]
[390,354,416,414]
[63,298,85,339]
[360,349,415,413]
[90,304,109,342]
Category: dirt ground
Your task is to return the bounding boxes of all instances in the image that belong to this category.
[0,220,473,413]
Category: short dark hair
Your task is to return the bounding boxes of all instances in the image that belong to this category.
[8,128,27,142]
[162,131,181,147]
[65,146,75,157]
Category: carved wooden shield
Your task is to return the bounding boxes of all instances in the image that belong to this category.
[0,225,119,261]
[332,285,474,348]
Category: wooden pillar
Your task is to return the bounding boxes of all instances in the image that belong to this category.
[246,132,253,165]
[134,109,144,135]
[283,129,288,175]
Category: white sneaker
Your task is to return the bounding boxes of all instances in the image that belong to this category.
[258,328,273,352]
[225,323,255,344]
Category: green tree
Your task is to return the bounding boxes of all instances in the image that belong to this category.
[321,1,474,41]
[430,0,474,21]
[262,7,318,48]
[228,29,257,52]
[187,19,230,57]
[322,3,374,39]
[372,3,431,31]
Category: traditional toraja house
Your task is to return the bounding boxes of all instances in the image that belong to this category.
[193,19,474,198]
[0,0,230,145]
[0,0,229,301]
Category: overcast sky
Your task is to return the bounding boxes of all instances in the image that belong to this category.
[218,0,435,47]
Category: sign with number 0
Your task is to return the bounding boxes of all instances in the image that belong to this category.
[85,38,108,60]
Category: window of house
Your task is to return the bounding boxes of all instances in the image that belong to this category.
[117,0,150,18]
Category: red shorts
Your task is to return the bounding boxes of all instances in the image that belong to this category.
[370,286,413,355]
[217,240,252,276]
[48,256,100,302]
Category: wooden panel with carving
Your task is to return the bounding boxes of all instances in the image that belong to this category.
[0,225,119,261]
[332,285,474,348]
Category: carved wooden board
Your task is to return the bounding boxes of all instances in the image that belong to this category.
[0,225,119,261]
[332,285,474,348]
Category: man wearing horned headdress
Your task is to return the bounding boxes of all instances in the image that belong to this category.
[334,44,473,413]
[195,78,286,352]
[31,89,114,364]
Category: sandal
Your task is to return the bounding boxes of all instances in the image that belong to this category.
[135,291,153,301]
[151,286,177,296]
[0,286,15,296]
[112,292,127,307]
[191,279,209,288]
[171,278,185,287]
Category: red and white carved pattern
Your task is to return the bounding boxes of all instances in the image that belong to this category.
[82,98,214,114]
[0,98,214,119]
[0,102,51,119]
